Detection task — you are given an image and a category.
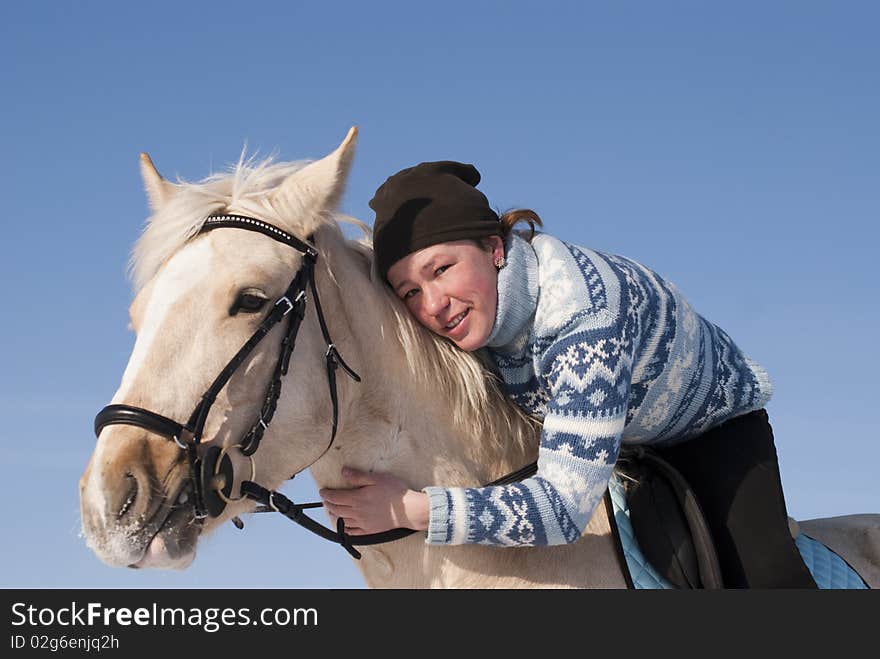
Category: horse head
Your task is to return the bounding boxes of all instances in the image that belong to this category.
[80,128,362,569]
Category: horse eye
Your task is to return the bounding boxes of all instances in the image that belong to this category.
[230,290,268,316]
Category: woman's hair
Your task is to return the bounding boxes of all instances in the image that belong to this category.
[498,208,543,241]
[476,209,543,251]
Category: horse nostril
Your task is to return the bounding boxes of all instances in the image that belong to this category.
[117,473,137,519]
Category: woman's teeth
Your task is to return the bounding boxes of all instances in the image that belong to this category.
[446,310,468,329]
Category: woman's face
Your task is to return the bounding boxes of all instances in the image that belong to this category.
[386,236,504,351]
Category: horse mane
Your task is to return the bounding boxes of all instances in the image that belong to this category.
[348,238,539,460]
[130,153,538,462]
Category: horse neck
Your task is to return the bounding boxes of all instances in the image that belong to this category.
[307,233,538,491]
[299,232,625,589]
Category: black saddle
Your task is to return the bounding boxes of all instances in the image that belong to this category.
[617,445,724,589]
[616,409,817,589]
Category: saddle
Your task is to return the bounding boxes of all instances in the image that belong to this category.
[614,406,839,589]
[617,445,724,589]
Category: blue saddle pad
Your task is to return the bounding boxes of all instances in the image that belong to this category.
[608,473,868,589]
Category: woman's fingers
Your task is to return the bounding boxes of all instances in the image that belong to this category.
[319,488,353,506]
[324,502,356,520]
[319,470,377,504]
[325,507,365,534]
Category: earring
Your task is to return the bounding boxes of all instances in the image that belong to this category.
[494,255,506,270]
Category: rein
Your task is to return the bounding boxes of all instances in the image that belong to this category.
[242,459,539,559]
[94,213,536,560]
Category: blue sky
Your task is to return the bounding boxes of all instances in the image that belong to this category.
[1,1,877,587]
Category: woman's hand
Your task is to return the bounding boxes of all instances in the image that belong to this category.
[319,468,430,535]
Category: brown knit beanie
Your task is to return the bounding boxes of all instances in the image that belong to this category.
[369,161,502,280]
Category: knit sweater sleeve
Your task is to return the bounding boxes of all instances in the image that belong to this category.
[422,310,632,546]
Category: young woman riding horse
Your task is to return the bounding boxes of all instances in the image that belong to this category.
[320,160,815,588]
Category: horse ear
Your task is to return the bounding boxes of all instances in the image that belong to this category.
[272,126,358,214]
[139,152,176,211]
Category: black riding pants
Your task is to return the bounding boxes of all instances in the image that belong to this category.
[653,409,817,588]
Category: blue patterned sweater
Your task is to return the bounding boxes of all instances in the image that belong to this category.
[422,232,772,546]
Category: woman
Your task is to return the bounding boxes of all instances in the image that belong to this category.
[320,160,815,587]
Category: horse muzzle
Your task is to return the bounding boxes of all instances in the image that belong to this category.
[79,429,204,569]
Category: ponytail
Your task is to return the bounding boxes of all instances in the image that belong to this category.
[498,209,543,242]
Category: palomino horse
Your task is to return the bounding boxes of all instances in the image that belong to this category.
[80,129,879,587]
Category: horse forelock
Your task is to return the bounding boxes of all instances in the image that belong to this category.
[129,154,334,293]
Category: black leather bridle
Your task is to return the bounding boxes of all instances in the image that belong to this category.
[94,213,540,560]
[93,214,374,555]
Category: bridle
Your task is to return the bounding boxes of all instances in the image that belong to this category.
[93,214,372,555]
[94,213,538,560]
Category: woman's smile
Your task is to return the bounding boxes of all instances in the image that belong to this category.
[443,308,470,336]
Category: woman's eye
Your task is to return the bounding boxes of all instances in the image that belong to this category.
[403,289,419,300]
[435,264,451,275]
[230,291,268,315]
